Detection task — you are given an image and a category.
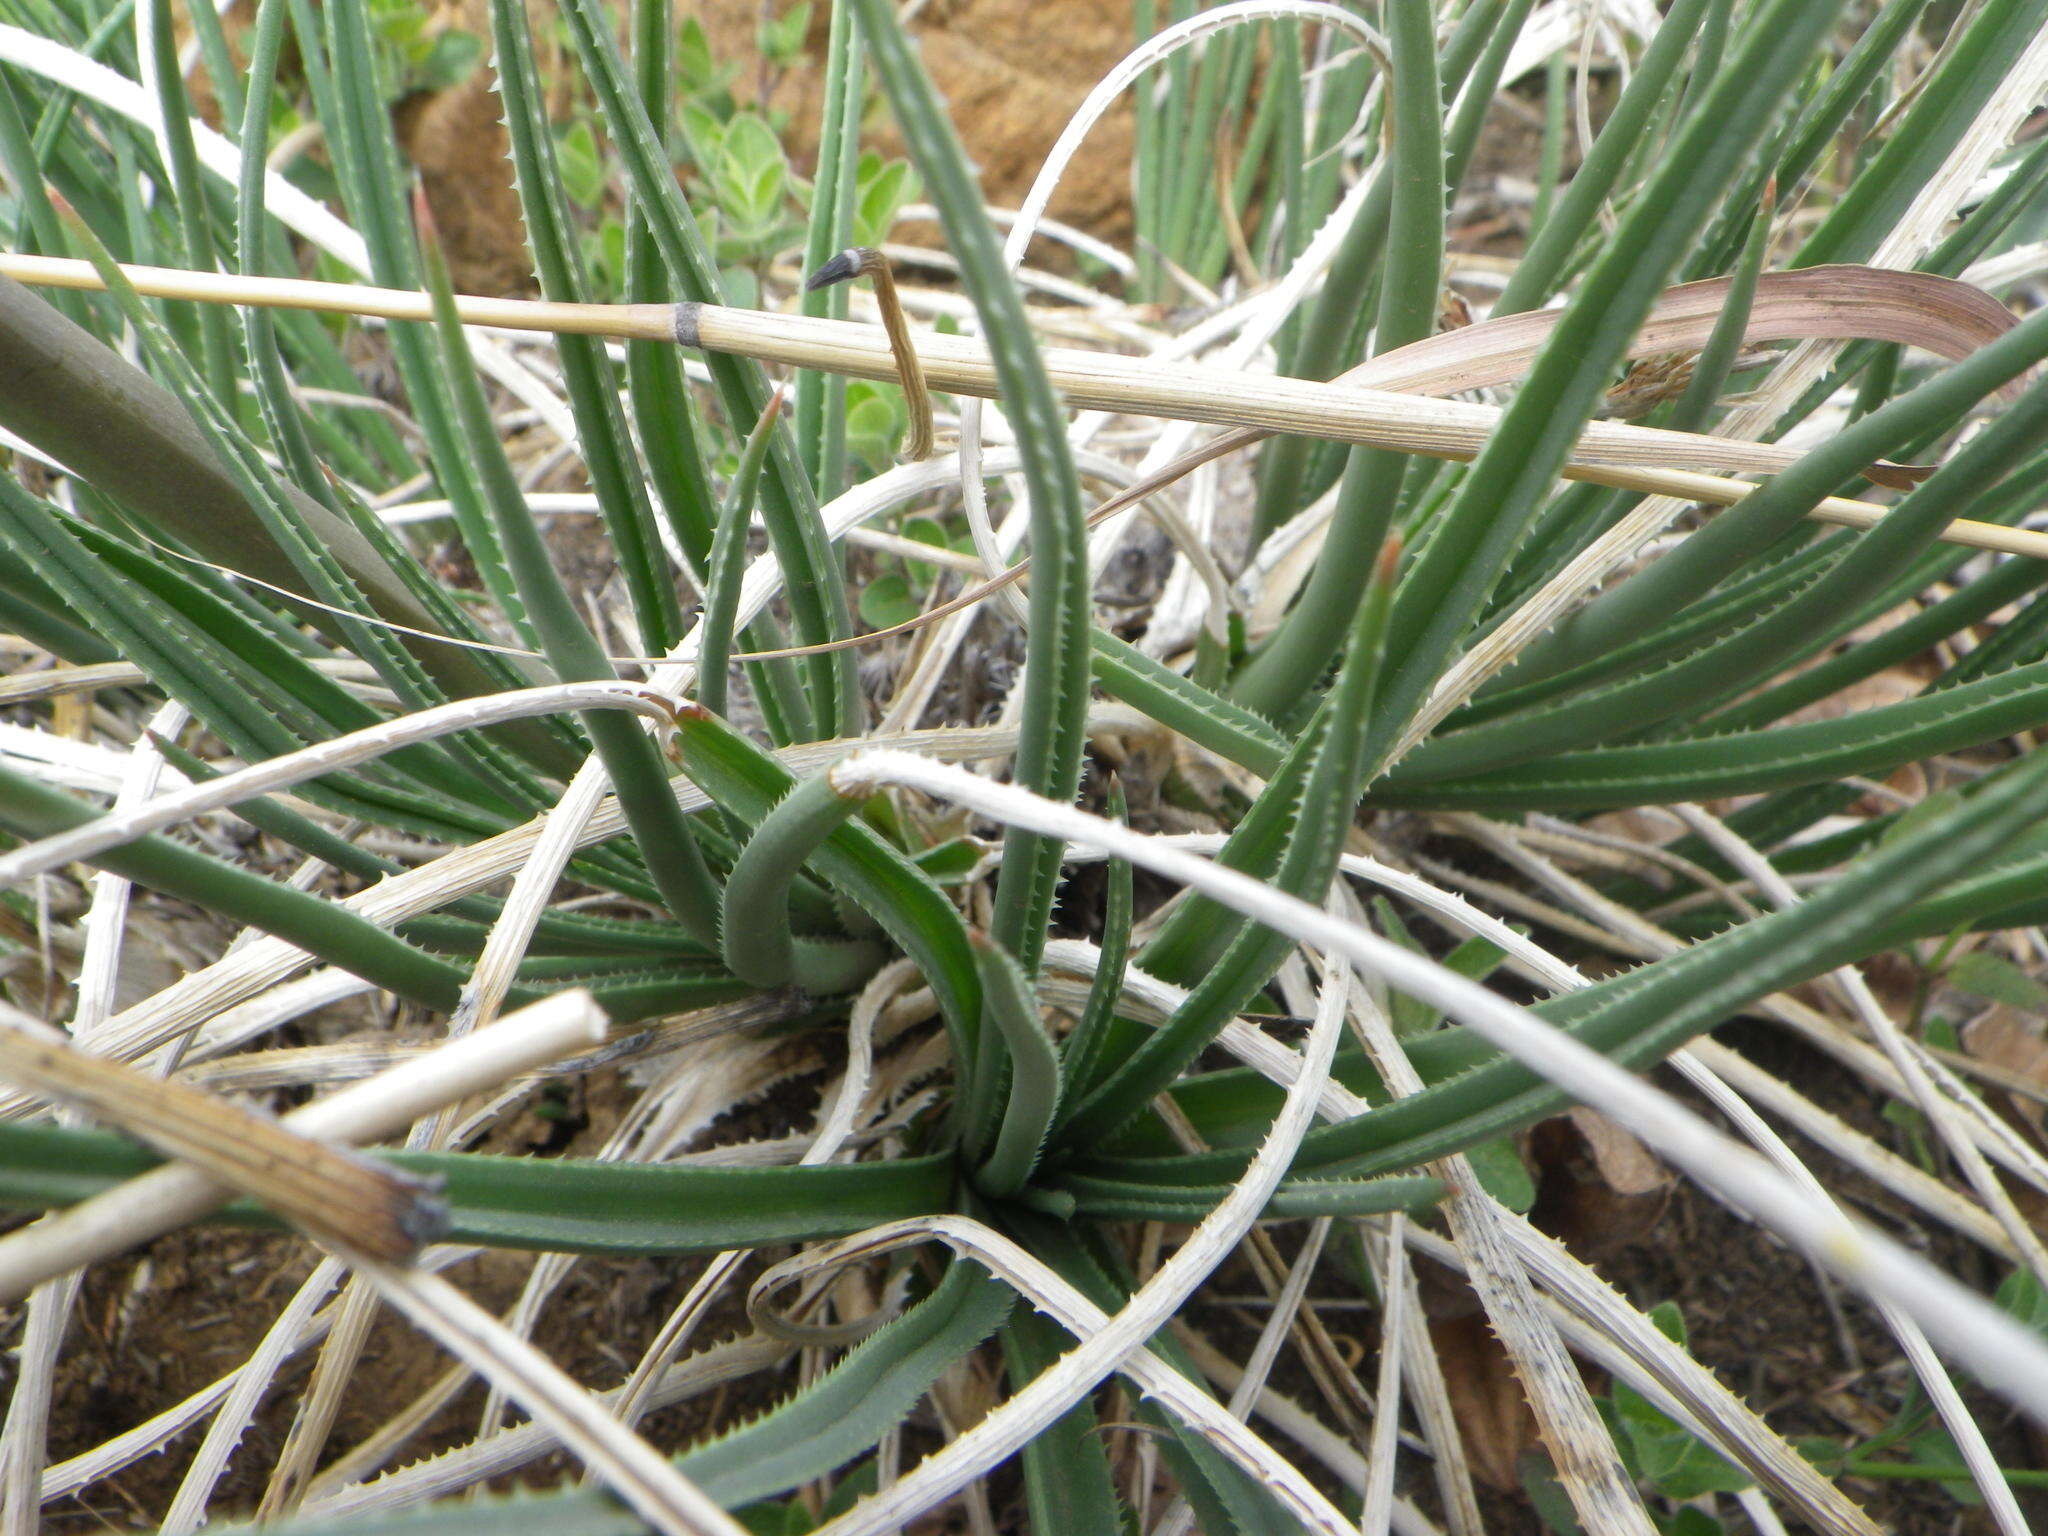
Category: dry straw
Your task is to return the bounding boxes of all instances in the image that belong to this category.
[2,251,2041,583]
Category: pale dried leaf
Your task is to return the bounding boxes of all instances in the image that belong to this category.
[1563,1108,1671,1198]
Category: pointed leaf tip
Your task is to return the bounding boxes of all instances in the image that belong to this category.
[805,247,872,291]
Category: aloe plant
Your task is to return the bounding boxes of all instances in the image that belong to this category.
[3,0,2048,1532]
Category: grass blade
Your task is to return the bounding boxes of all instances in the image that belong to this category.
[418,200,724,946]
[849,0,1092,974]
[553,0,862,734]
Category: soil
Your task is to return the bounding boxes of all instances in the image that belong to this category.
[38,1231,780,1530]
[1631,1022,2048,1535]
[396,65,537,299]
[395,0,1137,297]
[34,1061,821,1530]
[714,0,1139,240]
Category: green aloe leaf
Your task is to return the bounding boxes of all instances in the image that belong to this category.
[315,0,559,734]
[697,396,796,723]
[1000,1309,1126,1536]
[678,1258,1011,1506]
[1371,657,2048,813]
[968,932,1062,1196]
[1089,630,1286,777]
[677,711,983,1124]
[0,273,536,753]
[1492,0,1717,317]
[1231,0,1441,717]
[1058,537,1396,1147]
[140,0,237,405]
[1397,371,2048,785]
[1048,1170,1445,1222]
[1795,0,2048,269]
[718,767,880,992]
[792,0,863,497]
[0,758,470,1012]
[0,1120,952,1255]
[1059,779,1133,1096]
[0,477,514,840]
[1502,300,2048,697]
[419,197,724,946]
[849,0,1091,976]
[1250,0,1528,537]
[1096,720,2048,1188]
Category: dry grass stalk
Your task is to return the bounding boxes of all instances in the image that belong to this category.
[0,1008,442,1274]
[2,252,2041,573]
[0,993,606,1298]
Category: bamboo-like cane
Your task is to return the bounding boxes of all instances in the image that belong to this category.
[3,251,2045,584]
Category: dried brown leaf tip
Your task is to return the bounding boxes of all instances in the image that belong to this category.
[1364,266,2021,402]
[410,178,441,252]
[1375,531,1406,586]
[803,246,935,461]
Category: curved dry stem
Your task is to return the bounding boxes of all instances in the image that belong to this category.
[0,682,678,889]
[806,247,934,461]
